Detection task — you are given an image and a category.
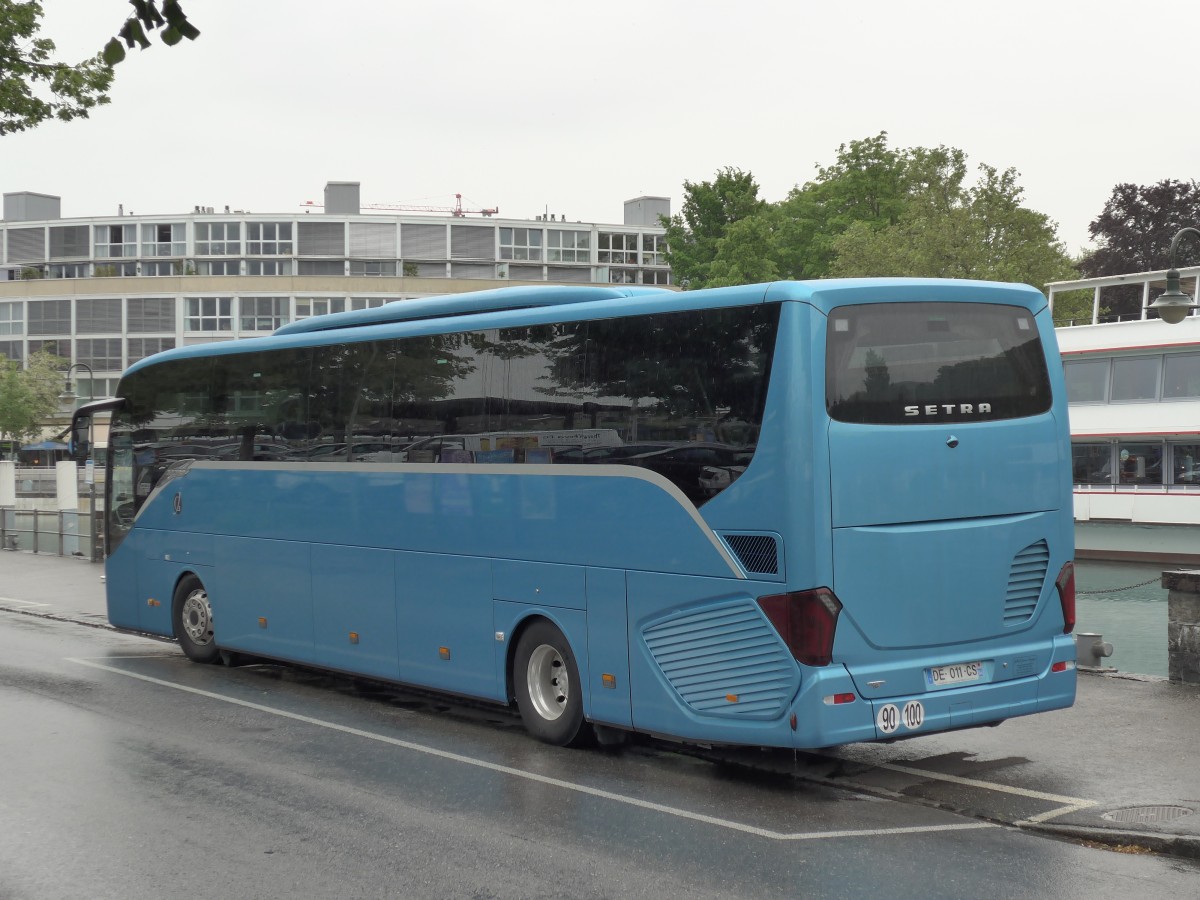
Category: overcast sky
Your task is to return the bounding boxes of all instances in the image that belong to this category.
[3,0,1197,257]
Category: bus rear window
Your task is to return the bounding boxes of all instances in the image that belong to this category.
[826,302,1052,424]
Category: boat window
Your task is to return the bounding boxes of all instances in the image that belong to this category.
[1063,358,1109,403]
[1110,357,1161,402]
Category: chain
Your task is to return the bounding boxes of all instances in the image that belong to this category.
[1077,576,1161,595]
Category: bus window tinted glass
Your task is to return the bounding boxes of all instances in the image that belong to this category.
[826,302,1052,424]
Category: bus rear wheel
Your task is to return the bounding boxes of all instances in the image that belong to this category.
[172,575,220,664]
[513,621,591,747]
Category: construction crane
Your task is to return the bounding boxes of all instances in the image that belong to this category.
[300,193,498,217]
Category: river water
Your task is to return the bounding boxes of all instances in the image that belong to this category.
[1074,559,1169,677]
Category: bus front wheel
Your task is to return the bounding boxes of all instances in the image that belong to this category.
[513,621,591,747]
[172,575,220,664]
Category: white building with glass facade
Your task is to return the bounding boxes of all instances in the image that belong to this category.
[0,183,672,402]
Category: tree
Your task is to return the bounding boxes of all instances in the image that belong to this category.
[0,1,113,135]
[830,163,1077,289]
[661,168,767,289]
[0,1,198,135]
[103,0,199,66]
[1079,180,1200,319]
[0,350,66,446]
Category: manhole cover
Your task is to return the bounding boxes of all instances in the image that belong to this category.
[1102,806,1194,825]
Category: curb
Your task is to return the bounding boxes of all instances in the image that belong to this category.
[1020,822,1200,861]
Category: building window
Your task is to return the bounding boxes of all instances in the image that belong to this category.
[499,227,542,261]
[0,301,24,335]
[95,224,136,258]
[197,260,241,276]
[298,260,344,276]
[247,259,292,276]
[641,233,666,266]
[141,223,186,257]
[141,260,187,276]
[240,297,289,331]
[1071,443,1112,484]
[185,297,233,332]
[49,263,89,279]
[27,299,70,335]
[643,269,671,285]
[76,338,123,371]
[76,298,122,334]
[27,338,67,359]
[349,260,396,276]
[196,222,241,255]
[608,268,637,284]
[547,230,590,263]
[127,298,175,333]
[94,262,138,277]
[247,222,293,255]
[128,337,175,363]
[598,232,638,265]
[0,340,23,363]
[350,297,389,310]
[296,297,344,319]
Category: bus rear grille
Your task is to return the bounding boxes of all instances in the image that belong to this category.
[720,532,780,575]
[642,601,797,719]
[1005,539,1050,625]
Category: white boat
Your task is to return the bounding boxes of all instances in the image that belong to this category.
[1049,268,1200,565]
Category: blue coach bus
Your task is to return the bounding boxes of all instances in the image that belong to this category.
[70,279,1077,748]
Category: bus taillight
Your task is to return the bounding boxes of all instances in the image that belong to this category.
[1055,561,1076,634]
[757,589,842,667]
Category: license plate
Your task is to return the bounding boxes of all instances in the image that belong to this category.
[925,661,983,687]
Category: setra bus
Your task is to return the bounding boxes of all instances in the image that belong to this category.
[70,279,1077,748]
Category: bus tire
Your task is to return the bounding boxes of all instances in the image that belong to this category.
[513,620,591,747]
[172,575,220,664]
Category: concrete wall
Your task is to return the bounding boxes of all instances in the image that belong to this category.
[1161,570,1200,684]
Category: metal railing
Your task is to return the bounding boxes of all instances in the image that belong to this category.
[1,466,104,562]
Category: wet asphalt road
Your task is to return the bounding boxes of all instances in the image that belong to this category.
[1,610,1197,900]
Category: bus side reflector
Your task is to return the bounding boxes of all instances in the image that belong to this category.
[1055,562,1076,634]
[726,693,739,703]
[1052,660,1075,673]
[439,646,450,660]
[757,588,843,666]
[258,617,267,628]
[823,693,857,705]
[602,673,617,689]
[349,632,359,644]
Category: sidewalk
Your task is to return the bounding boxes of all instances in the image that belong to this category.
[2,548,1198,860]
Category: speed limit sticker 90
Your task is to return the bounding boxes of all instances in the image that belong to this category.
[876,701,924,734]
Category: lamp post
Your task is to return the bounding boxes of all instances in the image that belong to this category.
[58,362,94,409]
[1148,228,1200,324]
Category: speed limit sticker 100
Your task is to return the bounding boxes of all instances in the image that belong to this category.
[876,701,924,735]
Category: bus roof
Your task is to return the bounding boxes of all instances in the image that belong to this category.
[273,285,674,336]
[123,279,1047,376]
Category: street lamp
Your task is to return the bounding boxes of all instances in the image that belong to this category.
[58,362,94,408]
[1149,227,1200,325]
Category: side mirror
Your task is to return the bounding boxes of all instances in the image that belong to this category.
[70,416,92,460]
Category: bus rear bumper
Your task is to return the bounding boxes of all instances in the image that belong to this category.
[790,650,1077,749]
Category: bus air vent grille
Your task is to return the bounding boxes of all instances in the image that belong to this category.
[642,601,798,719]
[1005,540,1050,625]
[720,532,780,575]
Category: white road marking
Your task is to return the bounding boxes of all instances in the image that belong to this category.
[824,756,1097,824]
[67,656,995,843]
[0,597,51,608]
